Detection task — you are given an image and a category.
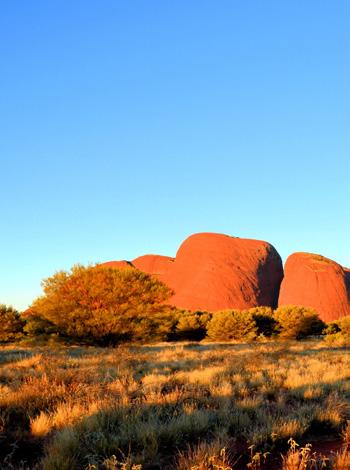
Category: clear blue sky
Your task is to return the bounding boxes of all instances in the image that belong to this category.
[1,1,349,310]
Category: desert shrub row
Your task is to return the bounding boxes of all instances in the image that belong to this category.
[0,302,342,344]
[1,264,348,344]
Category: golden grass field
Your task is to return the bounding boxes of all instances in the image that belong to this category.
[0,340,350,469]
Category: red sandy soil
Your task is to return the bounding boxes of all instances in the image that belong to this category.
[279,252,350,322]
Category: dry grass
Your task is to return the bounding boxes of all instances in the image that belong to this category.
[0,340,349,469]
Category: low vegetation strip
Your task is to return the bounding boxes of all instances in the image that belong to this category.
[2,264,349,347]
[0,341,349,469]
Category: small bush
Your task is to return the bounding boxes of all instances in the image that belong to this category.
[324,316,350,346]
[248,306,279,337]
[337,316,350,335]
[174,310,211,341]
[0,304,25,342]
[323,321,341,335]
[324,331,350,347]
[206,309,257,341]
[23,310,58,337]
[128,309,178,343]
[274,306,325,339]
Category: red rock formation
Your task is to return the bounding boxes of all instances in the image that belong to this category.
[345,268,350,298]
[100,260,134,269]
[279,253,350,322]
[160,233,283,311]
[132,254,174,278]
[101,233,283,311]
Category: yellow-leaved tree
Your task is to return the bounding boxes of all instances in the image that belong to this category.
[27,265,174,344]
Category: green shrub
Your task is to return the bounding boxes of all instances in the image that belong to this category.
[274,305,325,339]
[22,310,58,337]
[324,331,350,346]
[338,316,350,335]
[0,304,25,342]
[248,306,278,337]
[206,309,257,341]
[323,316,350,345]
[323,321,341,336]
[174,310,211,341]
[128,309,178,343]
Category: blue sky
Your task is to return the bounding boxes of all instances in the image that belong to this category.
[1,1,349,310]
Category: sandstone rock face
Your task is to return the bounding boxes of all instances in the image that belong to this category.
[345,268,350,298]
[159,233,283,311]
[101,233,283,311]
[279,253,350,322]
[100,260,134,269]
[132,255,174,278]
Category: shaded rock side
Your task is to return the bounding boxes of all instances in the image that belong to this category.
[278,252,350,322]
[345,268,350,299]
